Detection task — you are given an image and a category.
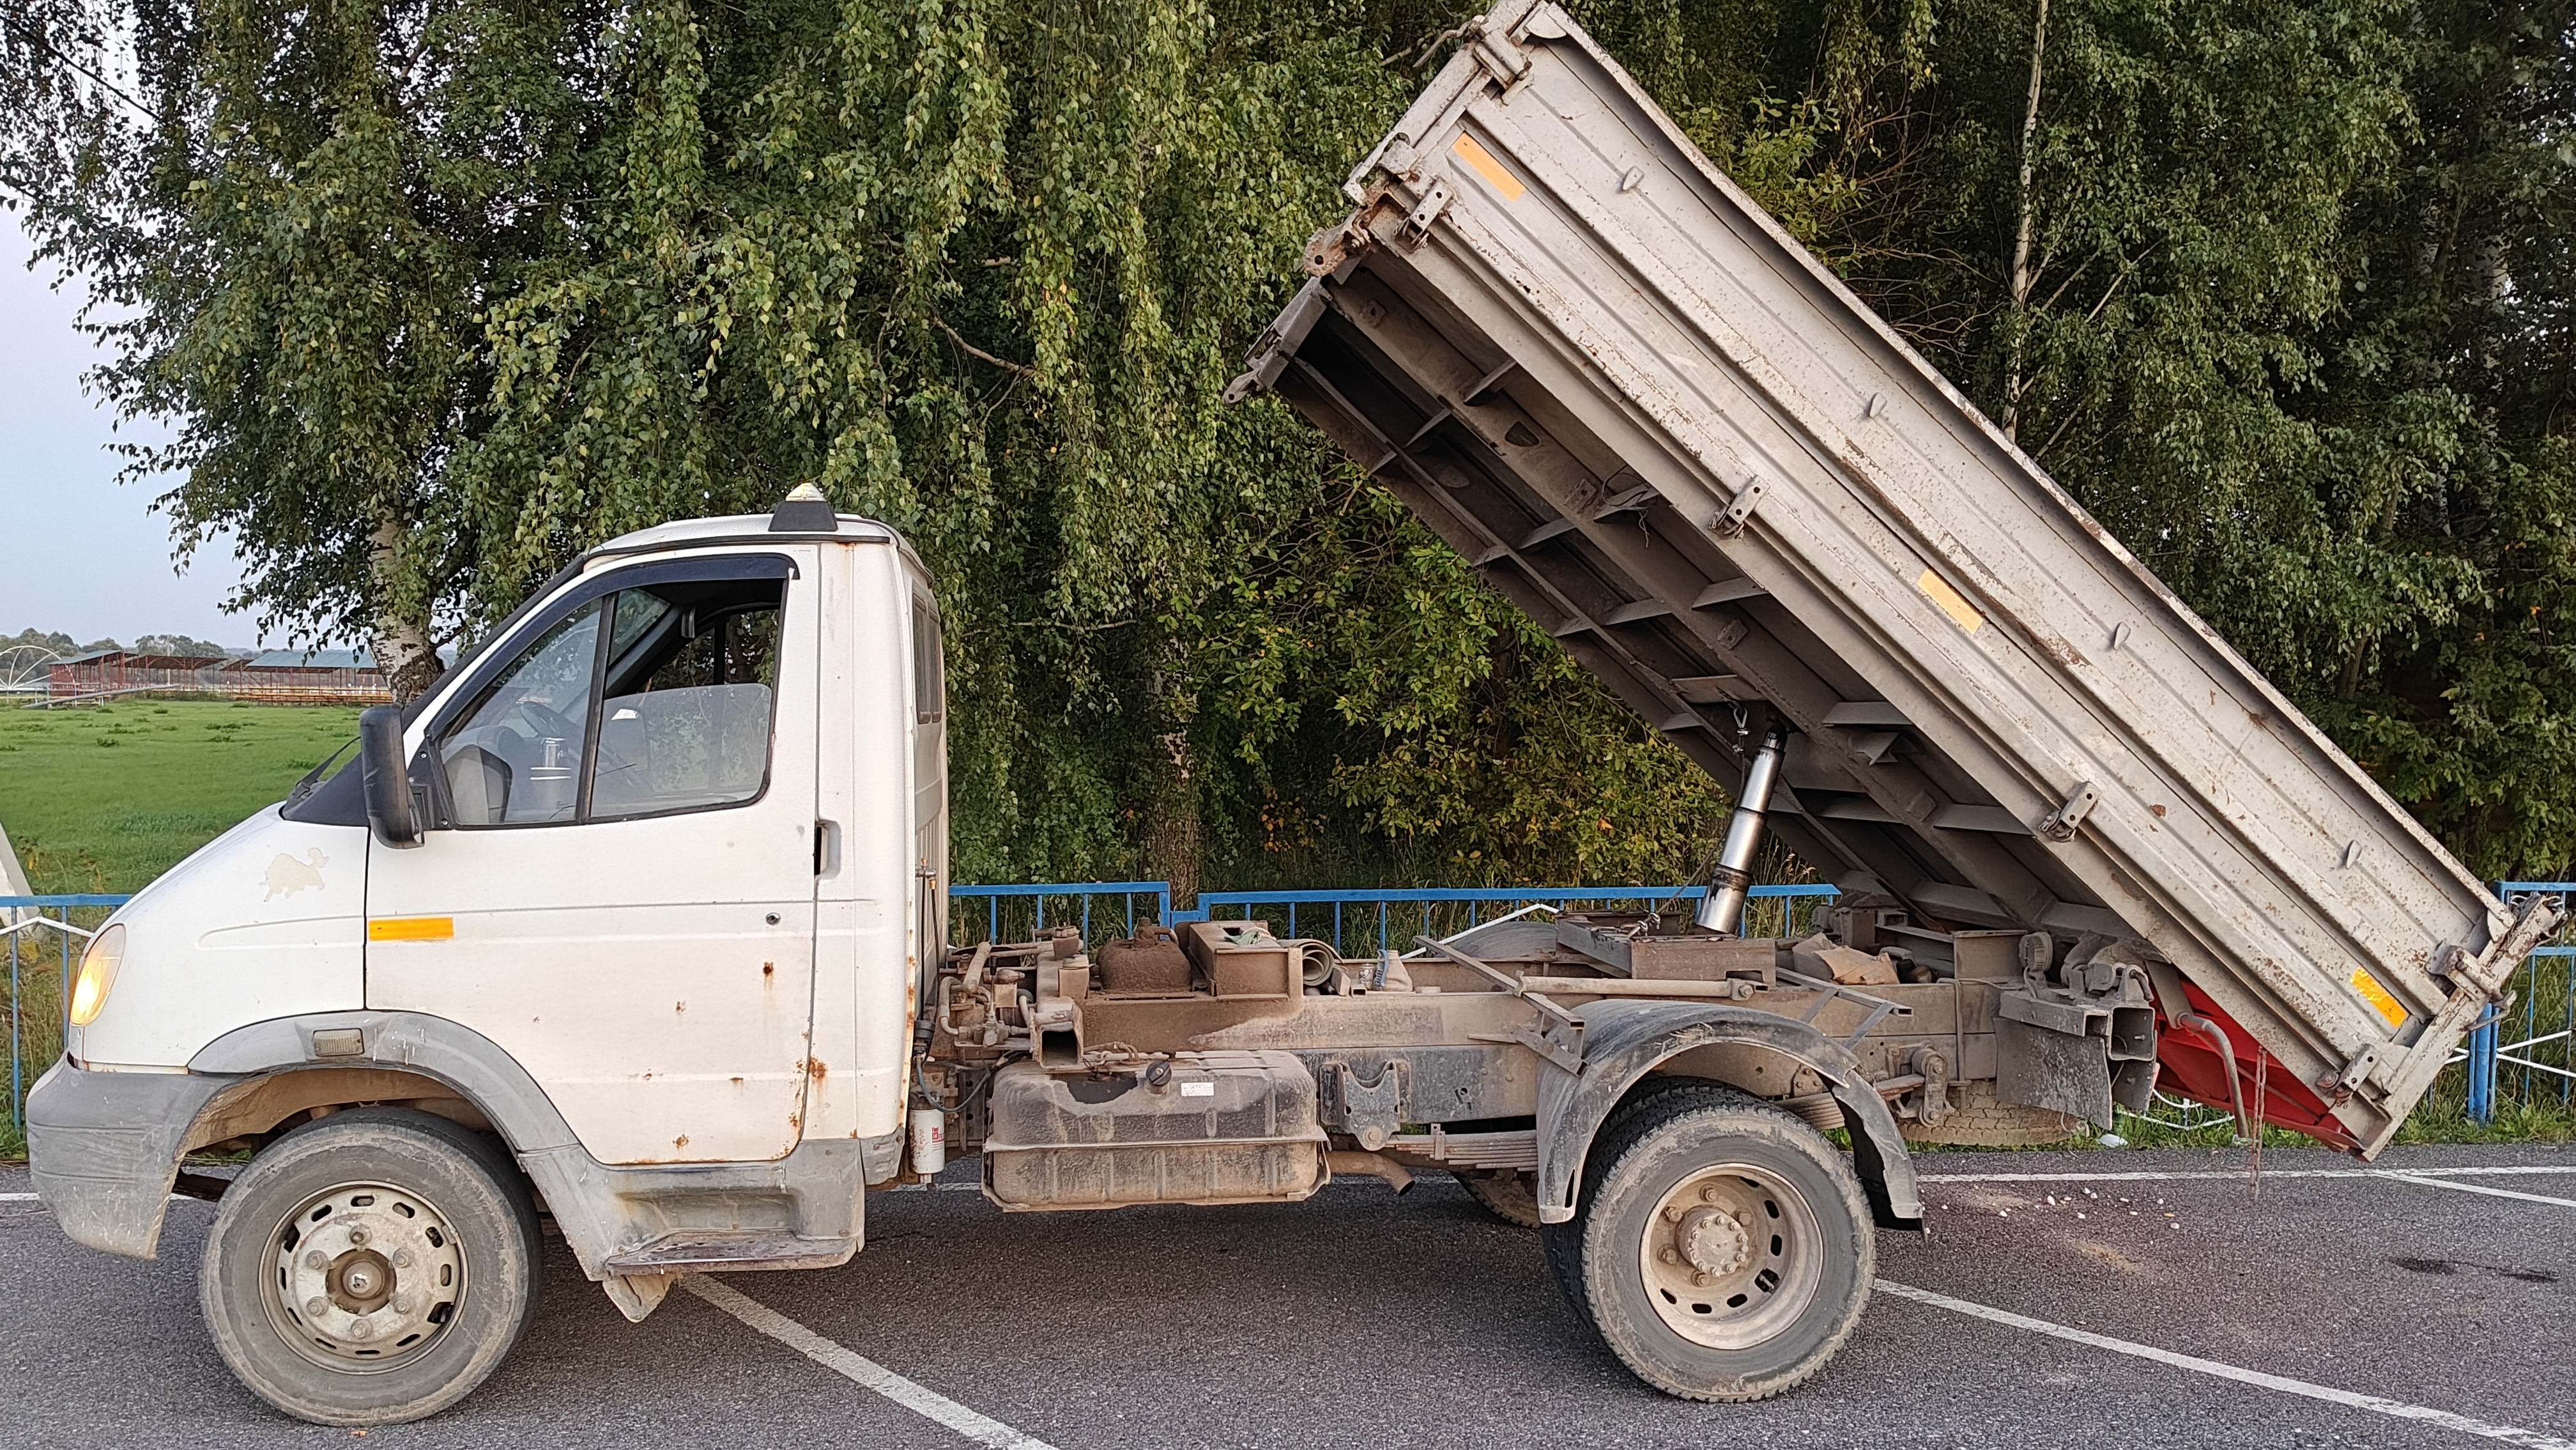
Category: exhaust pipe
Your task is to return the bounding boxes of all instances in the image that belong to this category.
[1694,727,1788,935]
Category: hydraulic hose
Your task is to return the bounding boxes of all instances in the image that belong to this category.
[2172,1010,2252,1144]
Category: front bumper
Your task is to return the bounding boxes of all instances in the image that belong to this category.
[26,1058,229,1258]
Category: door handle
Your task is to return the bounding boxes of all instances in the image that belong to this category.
[814,819,840,877]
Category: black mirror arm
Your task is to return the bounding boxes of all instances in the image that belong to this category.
[360,705,425,849]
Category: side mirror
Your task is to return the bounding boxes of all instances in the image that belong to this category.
[360,706,425,849]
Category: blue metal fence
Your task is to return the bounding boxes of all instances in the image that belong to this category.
[2471,883,2575,1122]
[3,895,127,1146]
[947,882,1174,947]
[1185,883,1840,956]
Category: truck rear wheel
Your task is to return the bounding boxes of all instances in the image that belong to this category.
[1545,1084,1873,1401]
[199,1107,541,1424]
[1455,1168,1542,1227]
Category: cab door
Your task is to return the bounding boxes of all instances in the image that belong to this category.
[366,550,820,1165]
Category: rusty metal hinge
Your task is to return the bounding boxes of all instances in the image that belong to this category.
[2038,781,2100,843]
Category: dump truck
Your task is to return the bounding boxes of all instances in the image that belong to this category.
[25,0,2557,1424]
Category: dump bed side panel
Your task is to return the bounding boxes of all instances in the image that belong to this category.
[1236,0,2539,1152]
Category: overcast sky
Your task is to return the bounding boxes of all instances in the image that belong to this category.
[0,209,281,652]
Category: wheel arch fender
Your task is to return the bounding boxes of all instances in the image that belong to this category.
[186,1010,633,1272]
[1535,1000,1924,1230]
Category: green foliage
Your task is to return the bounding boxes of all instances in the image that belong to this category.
[3,0,2571,888]
[0,630,84,656]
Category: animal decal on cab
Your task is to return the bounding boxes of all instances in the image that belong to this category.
[263,849,328,900]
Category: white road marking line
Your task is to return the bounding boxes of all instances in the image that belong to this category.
[1876,1280,2576,1450]
[686,1277,1057,1450]
[1915,1166,2576,1183]
[0,1192,200,1203]
[2376,1173,2576,1209]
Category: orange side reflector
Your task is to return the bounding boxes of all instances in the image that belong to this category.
[369,916,454,943]
[1917,569,1986,635]
[2349,967,2408,1028]
[1452,134,1526,201]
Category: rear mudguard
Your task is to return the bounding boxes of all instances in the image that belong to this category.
[1535,999,1924,1230]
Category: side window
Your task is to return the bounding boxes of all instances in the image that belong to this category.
[592,581,782,818]
[912,599,945,726]
[911,599,944,789]
[438,601,606,824]
[433,569,785,827]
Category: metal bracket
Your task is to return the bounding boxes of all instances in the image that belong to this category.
[1303,217,1375,279]
[1908,1045,1954,1128]
[1425,934,1590,1073]
[1710,477,1767,537]
[2038,780,2100,843]
[2317,1042,2388,1104]
[1509,1024,1584,1075]
[1397,178,1452,249]
[1332,1060,1408,1150]
[1471,29,1531,84]
[1777,968,1912,1048]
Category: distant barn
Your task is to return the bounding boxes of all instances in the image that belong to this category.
[44,648,395,707]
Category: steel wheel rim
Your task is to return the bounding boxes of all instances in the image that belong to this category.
[262,1180,468,1373]
[1634,1161,1823,1350]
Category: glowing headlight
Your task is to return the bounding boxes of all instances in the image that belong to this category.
[68,923,125,1027]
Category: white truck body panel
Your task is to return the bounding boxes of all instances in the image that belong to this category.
[70,808,365,1069]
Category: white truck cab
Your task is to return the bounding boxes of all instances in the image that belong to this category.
[30,490,952,1420]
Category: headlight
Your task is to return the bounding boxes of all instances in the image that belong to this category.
[69,923,125,1027]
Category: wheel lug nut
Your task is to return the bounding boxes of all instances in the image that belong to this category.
[1661,1205,1685,1222]
[392,1293,415,1315]
[348,1316,372,1339]
[303,1249,328,1270]
[1658,1247,1680,1264]
[1735,1209,1754,1224]
[346,1226,369,1246]
[392,1247,413,1269]
[1699,1185,1722,1203]
[305,1296,328,1317]
[1691,1272,1711,1288]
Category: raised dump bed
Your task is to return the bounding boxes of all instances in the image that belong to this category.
[1229,0,2555,1154]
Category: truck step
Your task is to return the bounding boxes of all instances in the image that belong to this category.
[601,1232,857,1275]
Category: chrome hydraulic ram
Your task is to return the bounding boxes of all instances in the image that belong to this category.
[1694,727,1786,934]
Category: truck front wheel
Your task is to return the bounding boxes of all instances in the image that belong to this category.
[1546,1084,1873,1401]
[199,1107,541,1424]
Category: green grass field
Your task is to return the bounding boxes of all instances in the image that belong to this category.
[0,700,359,893]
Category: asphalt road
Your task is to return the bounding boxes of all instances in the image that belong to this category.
[4,1141,2572,1449]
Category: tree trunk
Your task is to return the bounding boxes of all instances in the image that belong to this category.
[1142,728,1202,909]
[368,510,445,703]
[2002,0,2051,441]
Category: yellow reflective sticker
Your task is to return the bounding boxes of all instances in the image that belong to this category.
[1917,569,1984,635]
[369,916,454,943]
[2349,967,2408,1028]
[1452,134,1526,200]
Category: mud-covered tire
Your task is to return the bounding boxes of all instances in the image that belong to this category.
[1454,1168,1542,1228]
[199,1107,541,1424]
[1543,1083,1873,1401]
